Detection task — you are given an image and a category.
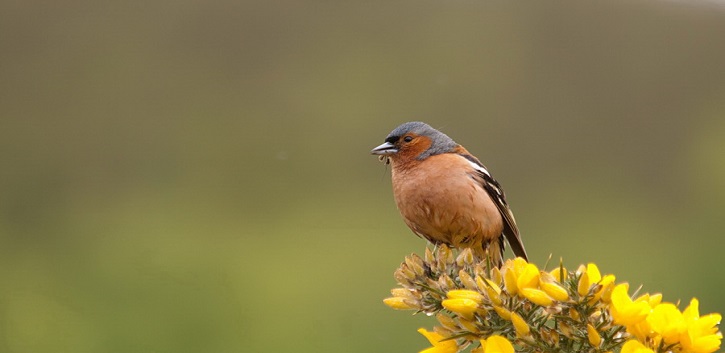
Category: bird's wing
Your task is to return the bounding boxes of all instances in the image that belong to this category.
[459,153,529,261]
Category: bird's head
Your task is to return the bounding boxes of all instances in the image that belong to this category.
[371,122,458,164]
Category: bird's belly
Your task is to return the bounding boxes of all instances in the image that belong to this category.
[393,172,502,247]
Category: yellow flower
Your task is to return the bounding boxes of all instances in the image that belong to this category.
[512,257,528,271]
[578,271,591,297]
[383,297,416,310]
[599,278,618,303]
[479,278,502,305]
[540,281,569,301]
[638,292,663,307]
[647,303,687,344]
[481,335,515,353]
[516,263,540,291]
[539,272,569,301]
[587,263,602,283]
[442,298,479,320]
[683,298,701,322]
[502,257,528,295]
[503,265,519,295]
[587,324,602,347]
[417,328,459,353]
[610,283,651,326]
[520,288,554,306]
[388,251,721,353]
[680,298,723,353]
[511,312,530,337]
[446,289,484,304]
[493,305,512,320]
[627,318,653,342]
[681,315,723,353]
[620,339,655,353]
[590,274,616,304]
[578,263,604,297]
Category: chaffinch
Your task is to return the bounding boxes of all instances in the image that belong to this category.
[371,122,528,265]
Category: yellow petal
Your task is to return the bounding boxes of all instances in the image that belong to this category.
[610,284,651,326]
[578,272,591,297]
[503,266,518,296]
[483,335,515,353]
[541,281,569,301]
[587,263,602,284]
[483,278,502,294]
[511,312,530,336]
[589,274,616,304]
[587,324,602,347]
[697,313,722,332]
[383,297,416,310]
[647,303,686,344]
[417,328,459,353]
[681,311,723,353]
[418,328,445,345]
[521,288,554,306]
[477,276,502,305]
[493,305,512,320]
[485,285,503,306]
[512,257,528,271]
[620,339,655,353]
[683,298,700,322]
[647,293,663,307]
[516,263,540,291]
[685,332,722,353]
[442,298,479,320]
[627,319,653,342]
[447,289,484,304]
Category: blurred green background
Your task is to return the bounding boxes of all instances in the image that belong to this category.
[2,0,725,352]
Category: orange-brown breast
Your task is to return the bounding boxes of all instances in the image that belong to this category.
[391,153,504,252]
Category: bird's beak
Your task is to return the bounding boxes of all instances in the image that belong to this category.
[371,141,398,155]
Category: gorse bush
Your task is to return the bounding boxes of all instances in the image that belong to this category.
[384,245,722,353]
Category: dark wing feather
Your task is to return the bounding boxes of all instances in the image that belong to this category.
[460,154,529,261]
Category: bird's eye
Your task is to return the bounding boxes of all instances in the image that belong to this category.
[403,136,413,142]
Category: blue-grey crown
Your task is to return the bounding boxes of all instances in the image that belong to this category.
[387,122,458,159]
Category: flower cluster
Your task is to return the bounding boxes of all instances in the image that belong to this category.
[611,285,721,353]
[384,245,721,353]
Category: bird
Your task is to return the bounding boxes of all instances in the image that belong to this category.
[371,121,528,265]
